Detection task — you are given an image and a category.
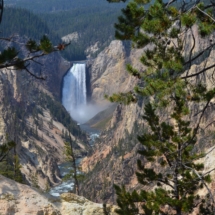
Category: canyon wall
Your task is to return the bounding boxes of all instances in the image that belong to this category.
[81,40,145,202]
[80,30,215,204]
[87,40,141,105]
[0,40,89,189]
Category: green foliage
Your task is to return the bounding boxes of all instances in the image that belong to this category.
[107,0,215,213]
[0,47,18,64]
[103,203,111,215]
[39,35,53,54]
[181,13,197,28]
[0,141,15,162]
[115,99,213,214]
[5,0,124,13]
[106,0,215,105]
[0,7,60,43]
[30,172,39,189]
[64,141,74,161]
[0,143,23,183]
[114,185,140,215]
[12,155,23,183]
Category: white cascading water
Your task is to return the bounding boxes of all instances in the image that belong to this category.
[50,63,101,197]
[62,63,87,123]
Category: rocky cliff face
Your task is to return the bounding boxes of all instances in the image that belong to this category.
[87,40,138,105]
[0,175,118,215]
[81,40,146,203]
[80,31,215,204]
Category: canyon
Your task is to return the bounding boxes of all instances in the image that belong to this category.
[0,39,90,190]
[79,30,215,206]
[1,22,215,214]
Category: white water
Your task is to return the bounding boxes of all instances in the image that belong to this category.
[62,63,108,123]
[62,63,87,123]
[49,163,74,196]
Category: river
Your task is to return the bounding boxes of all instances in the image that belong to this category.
[49,127,100,196]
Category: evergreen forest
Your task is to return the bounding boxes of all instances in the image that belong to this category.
[4,0,125,61]
[5,0,124,13]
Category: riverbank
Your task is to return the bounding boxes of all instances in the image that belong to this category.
[49,125,100,196]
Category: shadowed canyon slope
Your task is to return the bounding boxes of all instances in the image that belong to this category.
[0,40,90,189]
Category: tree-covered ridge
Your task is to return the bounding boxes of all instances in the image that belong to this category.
[5,0,124,13]
[0,7,60,43]
[40,9,122,60]
[0,6,122,61]
[4,0,125,61]
[40,9,120,40]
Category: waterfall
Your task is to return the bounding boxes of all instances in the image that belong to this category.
[62,63,87,123]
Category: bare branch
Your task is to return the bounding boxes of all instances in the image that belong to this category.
[24,65,46,80]
[185,27,196,78]
[184,42,215,66]
[157,178,175,189]
[195,6,215,23]
[181,63,215,79]
[32,59,44,66]
[203,167,215,176]
[204,120,215,129]
[184,164,215,214]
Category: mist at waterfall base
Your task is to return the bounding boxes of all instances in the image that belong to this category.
[62,63,106,124]
[49,64,103,196]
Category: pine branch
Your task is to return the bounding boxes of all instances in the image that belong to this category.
[183,164,215,214]
[188,28,196,71]
[157,178,174,189]
[203,167,215,176]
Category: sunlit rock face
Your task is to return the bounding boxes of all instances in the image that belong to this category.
[0,175,118,215]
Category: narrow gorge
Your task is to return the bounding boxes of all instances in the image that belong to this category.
[2,0,215,213]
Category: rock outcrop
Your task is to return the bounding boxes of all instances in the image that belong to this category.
[0,175,117,215]
[88,40,137,105]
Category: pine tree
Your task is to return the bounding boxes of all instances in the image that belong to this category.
[106,0,215,214]
[0,142,23,183]
[64,132,80,195]
[0,141,15,162]
[13,155,23,183]
[31,172,39,189]
[108,0,215,105]
[115,98,214,214]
